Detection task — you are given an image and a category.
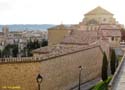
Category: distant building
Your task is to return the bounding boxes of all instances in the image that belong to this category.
[48,6,123,47]
[0,25,48,51]
[82,6,116,25]
[2,25,9,35]
[0,6,124,90]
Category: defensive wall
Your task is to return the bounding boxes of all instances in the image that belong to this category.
[0,46,103,90]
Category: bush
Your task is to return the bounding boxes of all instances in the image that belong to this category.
[90,76,112,90]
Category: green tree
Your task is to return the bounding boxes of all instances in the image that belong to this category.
[12,44,18,57]
[34,40,40,49]
[101,52,108,82]
[42,39,48,47]
[0,49,2,58]
[2,44,19,57]
[110,49,117,75]
[2,44,11,57]
[24,39,48,57]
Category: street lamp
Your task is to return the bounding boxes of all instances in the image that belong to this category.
[78,66,82,90]
[36,74,43,90]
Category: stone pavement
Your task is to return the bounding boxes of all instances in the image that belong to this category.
[71,78,101,90]
[113,58,125,90]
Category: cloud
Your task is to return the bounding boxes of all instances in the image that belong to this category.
[0,2,11,11]
[0,0,124,24]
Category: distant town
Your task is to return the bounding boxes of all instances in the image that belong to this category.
[0,25,48,57]
[0,24,55,31]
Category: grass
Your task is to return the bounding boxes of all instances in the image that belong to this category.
[89,76,112,90]
[118,56,123,62]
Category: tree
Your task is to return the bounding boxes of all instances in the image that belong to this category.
[12,44,18,57]
[42,39,48,47]
[34,40,40,49]
[101,52,108,82]
[0,49,2,58]
[2,44,11,57]
[1,44,19,58]
[110,49,117,75]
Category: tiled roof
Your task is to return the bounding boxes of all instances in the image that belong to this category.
[33,44,84,54]
[48,24,70,30]
[101,30,121,37]
[85,6,113,16]
[32,44,101,59]
[61,30,98,45]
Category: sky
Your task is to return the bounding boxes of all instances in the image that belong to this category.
[0,0,125,25]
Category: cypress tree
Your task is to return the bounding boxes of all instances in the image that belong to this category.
[42,39,48,47]
[101,52,108,81]
[110,49,116,75]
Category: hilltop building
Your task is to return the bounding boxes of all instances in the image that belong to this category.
[48,6,123,47]
[83,6,115,24]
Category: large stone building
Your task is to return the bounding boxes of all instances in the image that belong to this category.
[48,6,122,47]
[48,24,70,45]
[80,6,116,25]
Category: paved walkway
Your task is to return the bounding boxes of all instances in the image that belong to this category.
[71,78,101,90]
[113,58,125,90]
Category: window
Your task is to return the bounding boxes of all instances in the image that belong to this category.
[111,37,114,41]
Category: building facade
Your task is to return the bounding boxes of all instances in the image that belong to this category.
[48,24,70,45]
[48,6,122,47]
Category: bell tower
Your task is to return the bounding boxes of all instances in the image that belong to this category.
[2,25,9,36]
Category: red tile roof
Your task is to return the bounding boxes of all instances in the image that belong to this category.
[61,30,98,45]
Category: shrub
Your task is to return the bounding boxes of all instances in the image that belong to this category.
[101,52,108,82]
[110,49,117,75]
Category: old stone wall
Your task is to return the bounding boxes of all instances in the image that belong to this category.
[0,46,103,90]
[48,29,69,45]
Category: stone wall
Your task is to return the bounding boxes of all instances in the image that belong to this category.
[48,29,69,45]
[0,46,103,90]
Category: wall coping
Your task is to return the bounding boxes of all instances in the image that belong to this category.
[108,53,125,90]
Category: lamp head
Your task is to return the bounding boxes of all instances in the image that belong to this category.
[36,74,43,84]
[78,66,83,70]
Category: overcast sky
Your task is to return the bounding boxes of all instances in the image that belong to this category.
[0,0,124,25]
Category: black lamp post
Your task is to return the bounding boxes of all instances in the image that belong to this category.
[36,74,43,90]
[78,66,82,90]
